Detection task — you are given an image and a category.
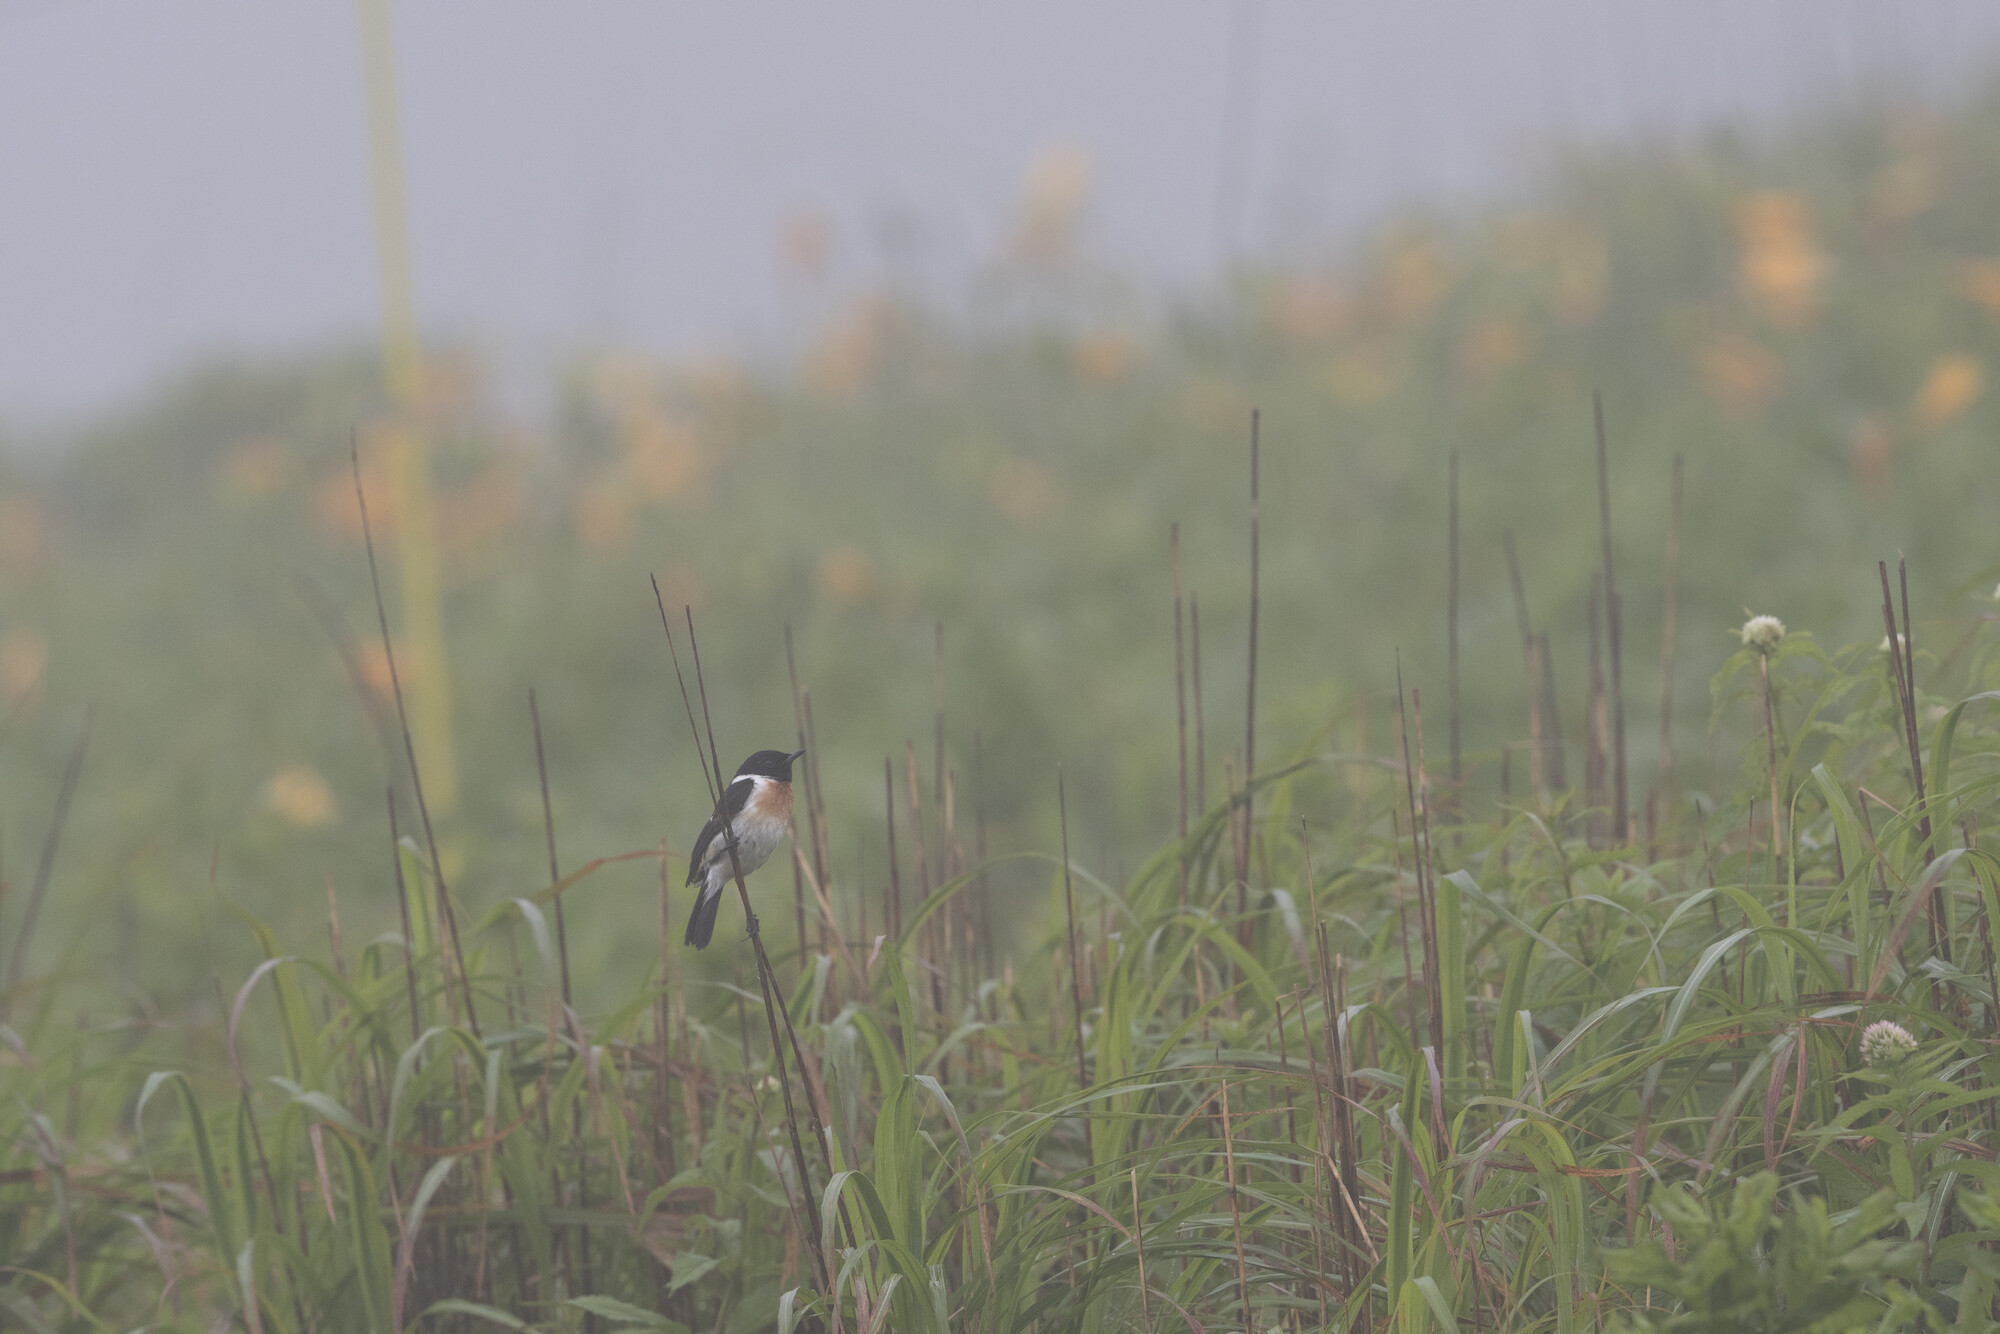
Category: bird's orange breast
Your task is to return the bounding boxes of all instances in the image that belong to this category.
[746,778,793,823]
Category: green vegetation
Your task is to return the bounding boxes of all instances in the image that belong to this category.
[12,549,2000,1331]
[11,75,2000,1333]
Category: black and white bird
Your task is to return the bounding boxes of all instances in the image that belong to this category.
[683,748,806,949]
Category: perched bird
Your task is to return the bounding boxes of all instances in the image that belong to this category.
[683,748,806,949]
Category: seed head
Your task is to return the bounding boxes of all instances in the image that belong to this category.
[1860,1019,1917,1067]
[1740,614,1786,655]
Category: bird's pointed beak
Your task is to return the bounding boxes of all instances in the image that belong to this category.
[787,748,807,762]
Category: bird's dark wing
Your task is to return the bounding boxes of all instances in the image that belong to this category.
[685,775,755,885]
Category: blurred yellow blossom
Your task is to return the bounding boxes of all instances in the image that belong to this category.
[810,297,896,394]
[1328,342,1405,406]
[1457,318,1531,383]
[990,457,1059,526]
[315,428,401,543]
[0,627,47,700]
[266,765,336,826]
[1071,333,1131,382]
[0,493,44,578]
[1961,259,2000,315]
[1849,417,1893,495]
[1268,273,1350,341]
[575,484,629,549]
[1698,331,1782,411]
[817,546,873,605]
[622,414,705,502]
[1737,191,1826,326]
[1552,228,1608,324]
[1914,353,1983,428]
[650,564,705,615]
[1380,236,1447,324]
[1492,216,1604,324]
[221,437,289,500]
[1011,141,1092,268]
[357,637,429,703]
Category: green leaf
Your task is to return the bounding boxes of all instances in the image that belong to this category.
[666,1251,721,1295]
[418,1299,528,1329]
[566,1294,688,1331]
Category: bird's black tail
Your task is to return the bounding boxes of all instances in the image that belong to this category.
[684,885,724,949]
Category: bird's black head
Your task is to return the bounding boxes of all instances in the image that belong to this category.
[736,748,805,781]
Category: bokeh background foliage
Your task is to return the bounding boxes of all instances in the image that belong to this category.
[9,71,2000,1333]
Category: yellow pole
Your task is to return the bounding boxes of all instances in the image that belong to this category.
[356,0,457,811]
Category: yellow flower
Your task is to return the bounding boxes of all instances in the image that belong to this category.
[267,766,337,826]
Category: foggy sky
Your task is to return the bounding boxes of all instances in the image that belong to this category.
[1,1,1996,425]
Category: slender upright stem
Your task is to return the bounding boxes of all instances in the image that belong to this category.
[355,444,478,1040]
[783,625,813,959]
[1538,630,1568,791]
[1130,1167,1154,1334]
[1245,409,1261,791]
[528,691,592,1323]
[1503,532,1543,799]
[1192,593,1207,814]
[905,742,941,1018]
[1220,1080,1253,1334]
[1585,573,1607,843]
[1172,523,1190,906]
[973,726,993,982]
[801,691,834,950]
[1396,660,1444,1059]
[1758,654,1783,885]
[933,621,947,885]
[1448,450,1461,797]
[1058,768,1088,1088]
[1879,560,1946,969]
[1659,455,1684,803]
[0,709,88,1001]
[1594,392,1629,842]
[386,789,422,1044]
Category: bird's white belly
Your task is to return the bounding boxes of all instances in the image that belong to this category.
[711,809,787,878]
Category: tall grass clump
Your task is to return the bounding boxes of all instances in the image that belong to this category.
[12,426,2000,1334]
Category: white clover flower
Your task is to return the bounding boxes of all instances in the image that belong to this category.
[1860,1019,1917,1067]
[1991,582,2000,602]
[1880,633,1907,654]
[1741,614,1786,655]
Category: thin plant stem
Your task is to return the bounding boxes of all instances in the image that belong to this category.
[1173,522,1190,906]
[0,708,89,1002]
[1659,454,1684,805]
[354,443,479,1041]
[1192,592,1207,815]
[1221,1079,1253,1334]
[1130,1166,1154,1334]
[1448,449,1461,798]
[1503,532,1543,800]
[529,690,592,1324]
[1758,653,1782,886]
[1058,767,1088,1088]
[783,625,813,959]
[1595,391,1629,842]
